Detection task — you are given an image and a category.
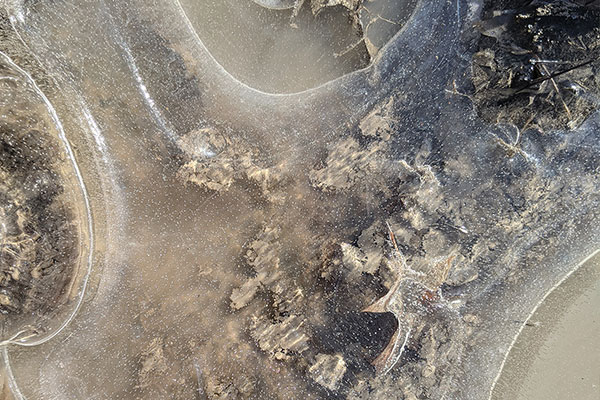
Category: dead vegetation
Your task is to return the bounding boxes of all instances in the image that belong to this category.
[472,0,600,131]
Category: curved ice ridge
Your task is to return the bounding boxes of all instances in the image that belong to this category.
[0,52,95,348]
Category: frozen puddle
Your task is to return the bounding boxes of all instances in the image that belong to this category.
[176,0,418,93]
[1,0,600,399]
[492,252,600,400]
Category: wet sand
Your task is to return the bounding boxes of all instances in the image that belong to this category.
[491,252,600,400]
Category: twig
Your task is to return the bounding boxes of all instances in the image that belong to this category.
[537,58,572,120]
[512,58,597,96]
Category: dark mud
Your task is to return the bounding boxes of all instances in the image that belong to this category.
[472,0,600,131]
[0,110,78,331]
[0,37,86,346]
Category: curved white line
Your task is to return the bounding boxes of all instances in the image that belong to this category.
[116,37,178,141]
[0,52,95,347]
[251,0,295,10]
[2,346,24,400]
[487,247,600,400]
[172,0,425,97]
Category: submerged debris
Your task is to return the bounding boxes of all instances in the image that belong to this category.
[251,314,310,361]
[309,353,348,391]
[230,224,283,310]
[211,95,472,397]
[362,224,456,374]
[472,0,600,131]
[136,338,168,389]
[177,128,287,201]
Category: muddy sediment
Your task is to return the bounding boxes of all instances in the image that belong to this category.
[1,0,599,399]
[140,1,600,397]
[0,57,80,340]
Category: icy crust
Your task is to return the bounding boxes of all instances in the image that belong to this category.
[0,57,80,342]
[177,88,600,398]
[2,0,600,399]
[176,106,471,397]
[176,0,417,92]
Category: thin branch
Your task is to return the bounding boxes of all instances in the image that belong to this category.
[511,58,597,96]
